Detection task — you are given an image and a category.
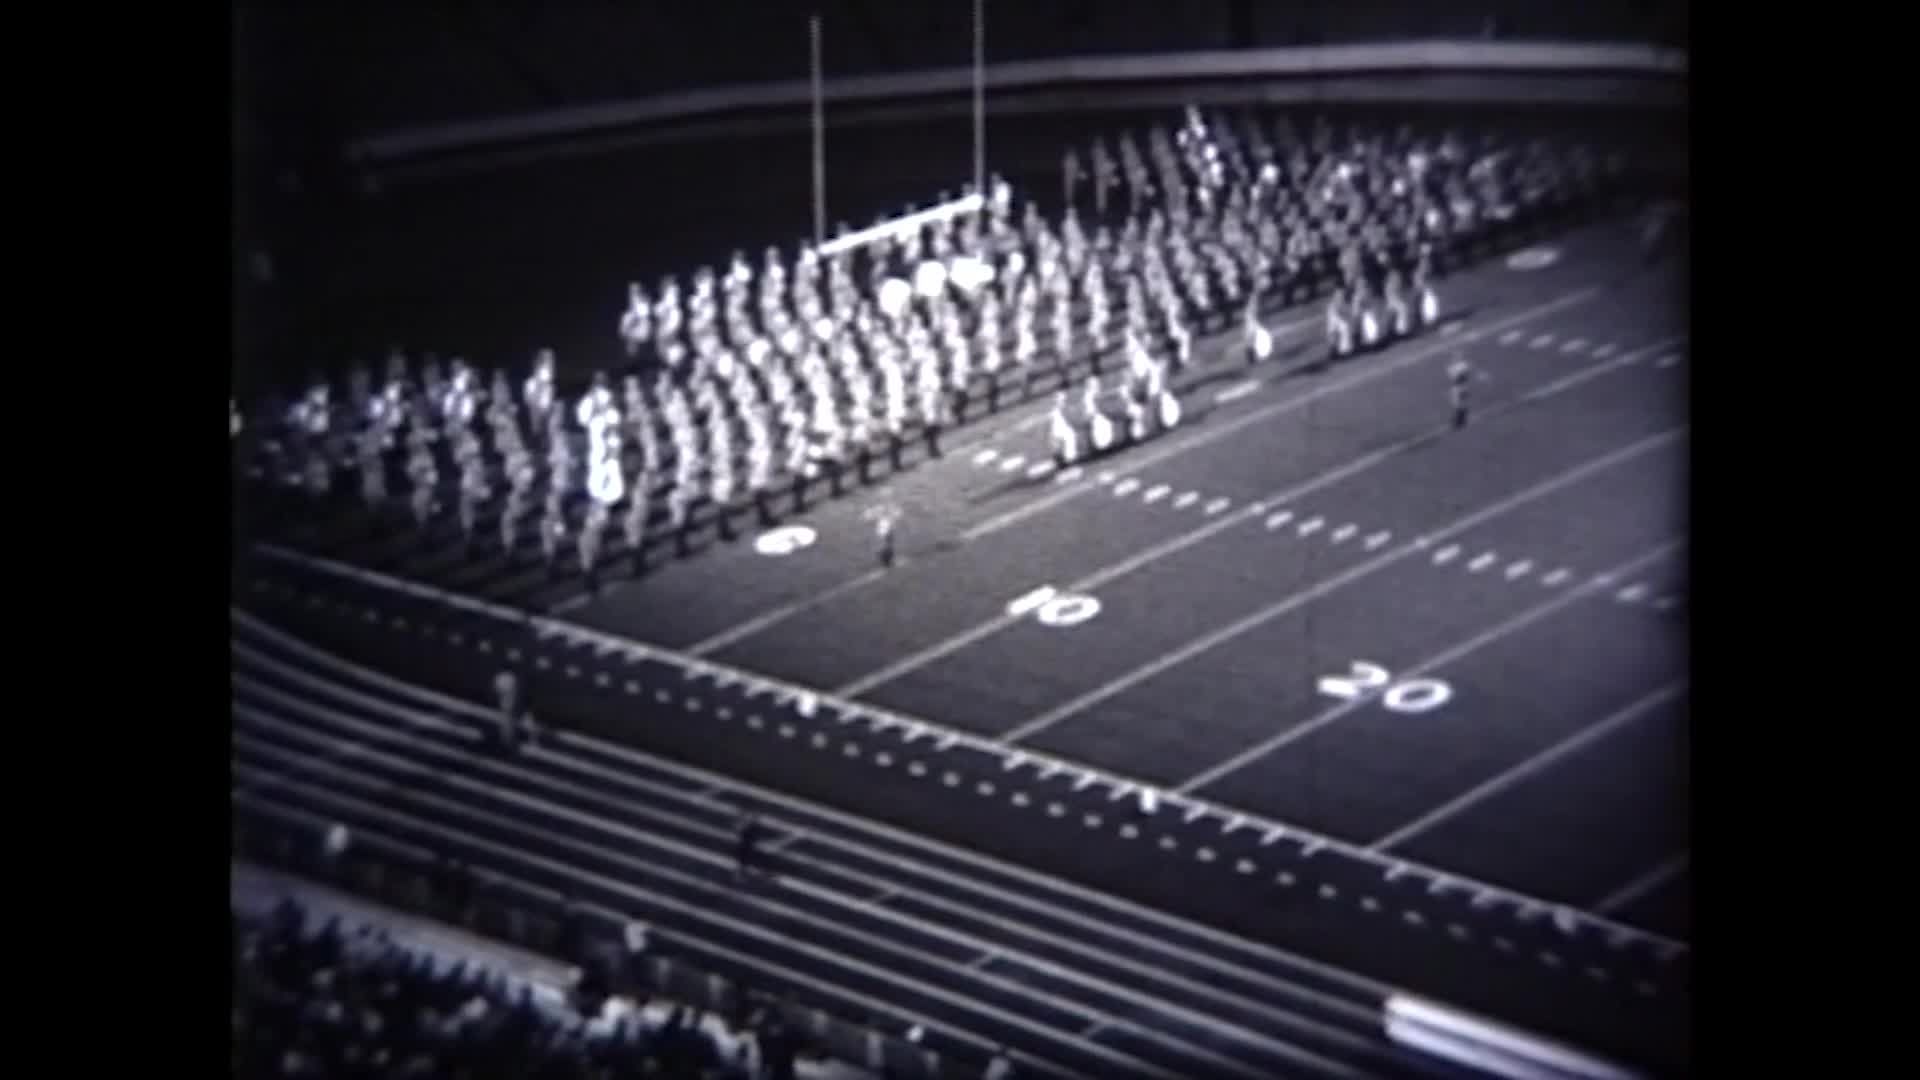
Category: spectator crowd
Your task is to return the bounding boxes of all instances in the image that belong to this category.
[233,897,812,1080]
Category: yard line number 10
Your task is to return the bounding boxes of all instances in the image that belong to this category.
[1317,661,1453,714]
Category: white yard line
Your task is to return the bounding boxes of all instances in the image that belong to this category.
[1173,539,1684,794]
[1368,683,1687,851]
[996,438,1684,744]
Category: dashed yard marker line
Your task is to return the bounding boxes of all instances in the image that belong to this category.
[1330,524,1357,544]
[1113,477,1142,498]
[1541,568,1574,587]
[1651,595,1678,612]
[1214,380,1262,404]
[1505,559,1534,581]
[1364,530,1391,551]
[1056,466,1083,483]
[1466,552,1498,573]
[1026,461,1054,479]
[1433,545,1460,566]
[1142,484,1171,504]
[1654,353,1681,369]
[1593,343,1618,359]
[1561,338,1590,354]
[1265,510,1294,531]
[1172,491,1200,510]
[1096,471,1116,486]
[1529,334,1555,349]
[959,287,1604,543]
[998,454,1027,473]
[1204,497,1232,517]
[973,449,999,466]
[1617,583,1649,604]
[1498,329,1523,346]
[1297,516,1325,538]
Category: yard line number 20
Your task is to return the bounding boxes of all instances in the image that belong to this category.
[1317,661,1453,714]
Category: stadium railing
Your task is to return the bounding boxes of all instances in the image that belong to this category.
[234,810,946,1079]
[252,540,1691,980]
[347,40,1686,174]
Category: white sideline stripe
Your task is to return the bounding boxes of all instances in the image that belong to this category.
[1594,854,1691,916]
[1368,684,1686,851]
[999,437,1684,745]
[1215,380,1262,404]
[1174,538,1685,795]
[960,288,1601,542]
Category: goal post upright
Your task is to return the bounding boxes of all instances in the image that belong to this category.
[972,0,986,199]
[810,12,826,250]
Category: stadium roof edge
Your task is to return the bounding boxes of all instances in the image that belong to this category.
[345,39,1686,173]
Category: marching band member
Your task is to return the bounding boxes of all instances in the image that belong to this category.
[1082,375,1115,454]
[578,505,607,588]
[1384,268,1413,339]
[1123,384,1149,444]
[523,349,558,430]
[620,281,652,356]
[457,456,491,552]
[588,434,627,509]
[357,437,386,509]
[540,505,568,575]
[1243,297,1273,367]
[1327,286,1354,359]
[1014,292,1041,398]
[622,473,651,571]
[406,440,438,530]
[575,372,617,436]
[709,440,738,541]
[1167,313,1193,372]
[882,371,910,472]
[1048,391,1079,467]
[976,309,1006,414]
[546,413,578,498]
[500,460,533,557]
[1355,281,1383,350]
[1447,354,1488,430]
[784,408,813,513]
[1413,247,1440,328]
[666,477,694,557]
[915,360,947,458]
[745,426,776,525]
[865,501,901,569]
[1050,286,1075,376]
[947,336,974,424]
[810,392,847,497]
